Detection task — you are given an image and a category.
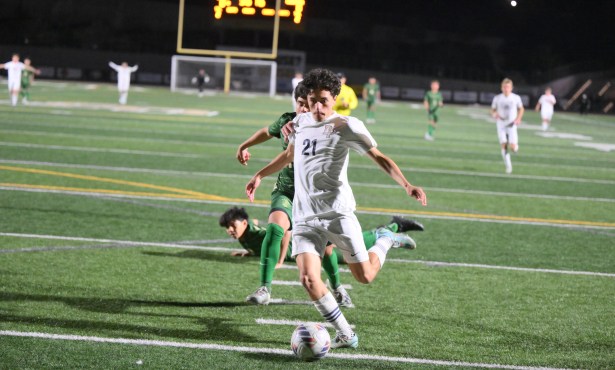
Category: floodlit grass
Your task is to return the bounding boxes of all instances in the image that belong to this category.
[1,81,614,369]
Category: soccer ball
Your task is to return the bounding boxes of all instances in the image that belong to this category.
[290,323,331,361]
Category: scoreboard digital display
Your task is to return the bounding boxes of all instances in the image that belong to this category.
[213,0,305,24]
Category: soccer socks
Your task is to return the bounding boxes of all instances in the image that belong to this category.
[362,223,397,250]
[368,237,393,267]
[427,124,435,136]
[322,252,341,290]
[314,292,353,336]
[119,92,128,104]
[11,94,18,106]
[259,223,283,290]
[501,148,512,172]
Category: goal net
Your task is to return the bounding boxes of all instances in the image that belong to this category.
[170,55,277,96]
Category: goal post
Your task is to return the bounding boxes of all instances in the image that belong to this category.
[171,55,277,96]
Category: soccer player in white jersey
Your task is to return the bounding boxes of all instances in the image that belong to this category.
[108,61,138,105]
[1,53,38,107]
[491,78,524,174]
[245,68,427,350]
[535,87,556,131]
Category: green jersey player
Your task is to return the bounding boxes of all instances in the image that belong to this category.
[19,58,35,104]
[362,77,380,124]
[219,207,424,307]
[423,80,443,141]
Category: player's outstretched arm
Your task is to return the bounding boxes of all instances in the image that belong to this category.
[108,61,119,71]
[131,65,139,72]
[246,145,294,202]
[366,147,427,206]
[236,127,272,165]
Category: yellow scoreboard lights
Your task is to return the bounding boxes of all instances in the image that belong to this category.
[214,0,305,24]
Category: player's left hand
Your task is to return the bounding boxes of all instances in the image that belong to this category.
[281,121,295,143]
[246,175,261,202]
[514,118,522,125]
[406,185,427,206]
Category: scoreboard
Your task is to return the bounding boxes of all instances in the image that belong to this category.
[214,0,305,24]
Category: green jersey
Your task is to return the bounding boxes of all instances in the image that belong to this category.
[424,91,443,113]
[267,112,296,197]
[363,83,380,101]
[21,69,34,88]
[238,220,267,255]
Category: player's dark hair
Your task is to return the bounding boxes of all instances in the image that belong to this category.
[219,207,249,227]
[294,81,309,101]
[302,68,341,97]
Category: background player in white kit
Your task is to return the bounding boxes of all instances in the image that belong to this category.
[1,53,39,107]
[108,61,138,105]
[491,78,524,174]
[535,87,556,131]
[245,68,427,350]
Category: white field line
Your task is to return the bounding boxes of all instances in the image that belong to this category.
[255,318,355,329]
[2,127,613,174]
[0,157,615,185]
[352,164,615,185]
[0,330,578,370]
[1,233,613,278]
[0,142,204,159]
[2,160,614,203]
[272,280,353,289]
[0,233,243,254]
[2,186,614,231]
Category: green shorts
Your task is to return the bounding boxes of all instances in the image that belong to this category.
[270,189,293,230]
[367,98,376,108]
[428,112,439,123]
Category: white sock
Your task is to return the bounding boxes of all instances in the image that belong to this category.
[368,237,393,267]
[505,153,512,169]
[313,292,353,336]
[11,95,18,106]
[119,92,128,104]
[501,148,508,163]
[542,122,548,131]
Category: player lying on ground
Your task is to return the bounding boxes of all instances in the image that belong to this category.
[246,68,427,349]
[219,207,424,307]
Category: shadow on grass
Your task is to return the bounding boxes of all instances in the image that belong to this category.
[0,312,283,344]
[0,291,246,314]
[142,250,251,265]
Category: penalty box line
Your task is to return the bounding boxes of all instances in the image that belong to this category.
[0,330,577,370]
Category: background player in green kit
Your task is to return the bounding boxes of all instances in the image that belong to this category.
[362,77,381,124]
[235,82,324,305]
[19,58,37,104]
[219,207,424,307]
[423,80,444,141]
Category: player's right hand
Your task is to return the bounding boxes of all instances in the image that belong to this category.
[406,185,427,206]
[246,175,261,202]
[236,148,250,165]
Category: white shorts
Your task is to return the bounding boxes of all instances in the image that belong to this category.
[291,212,369,264]
[541,111,553,120]
[7,79,20,91]
[497,122,518,145]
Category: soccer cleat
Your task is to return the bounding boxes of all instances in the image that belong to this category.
[376,228,417,249]
[505,165,513,174]
[331,332,359,349]
[245,286,270,305]
[333,285,355,308]
[424,132,434,141]
[391,216,424,232]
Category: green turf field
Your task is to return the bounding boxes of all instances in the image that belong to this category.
[1,81,614,369]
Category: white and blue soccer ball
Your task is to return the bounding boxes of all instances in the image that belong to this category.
[290,323,331,361]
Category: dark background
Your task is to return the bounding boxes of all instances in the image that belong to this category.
[3,0,615,85]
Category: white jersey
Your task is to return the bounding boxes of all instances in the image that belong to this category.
[3,61,25,89]
[289,112,376,221]
[538,94,556,116]
[491,93,523,126]
[109,62,138,90]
